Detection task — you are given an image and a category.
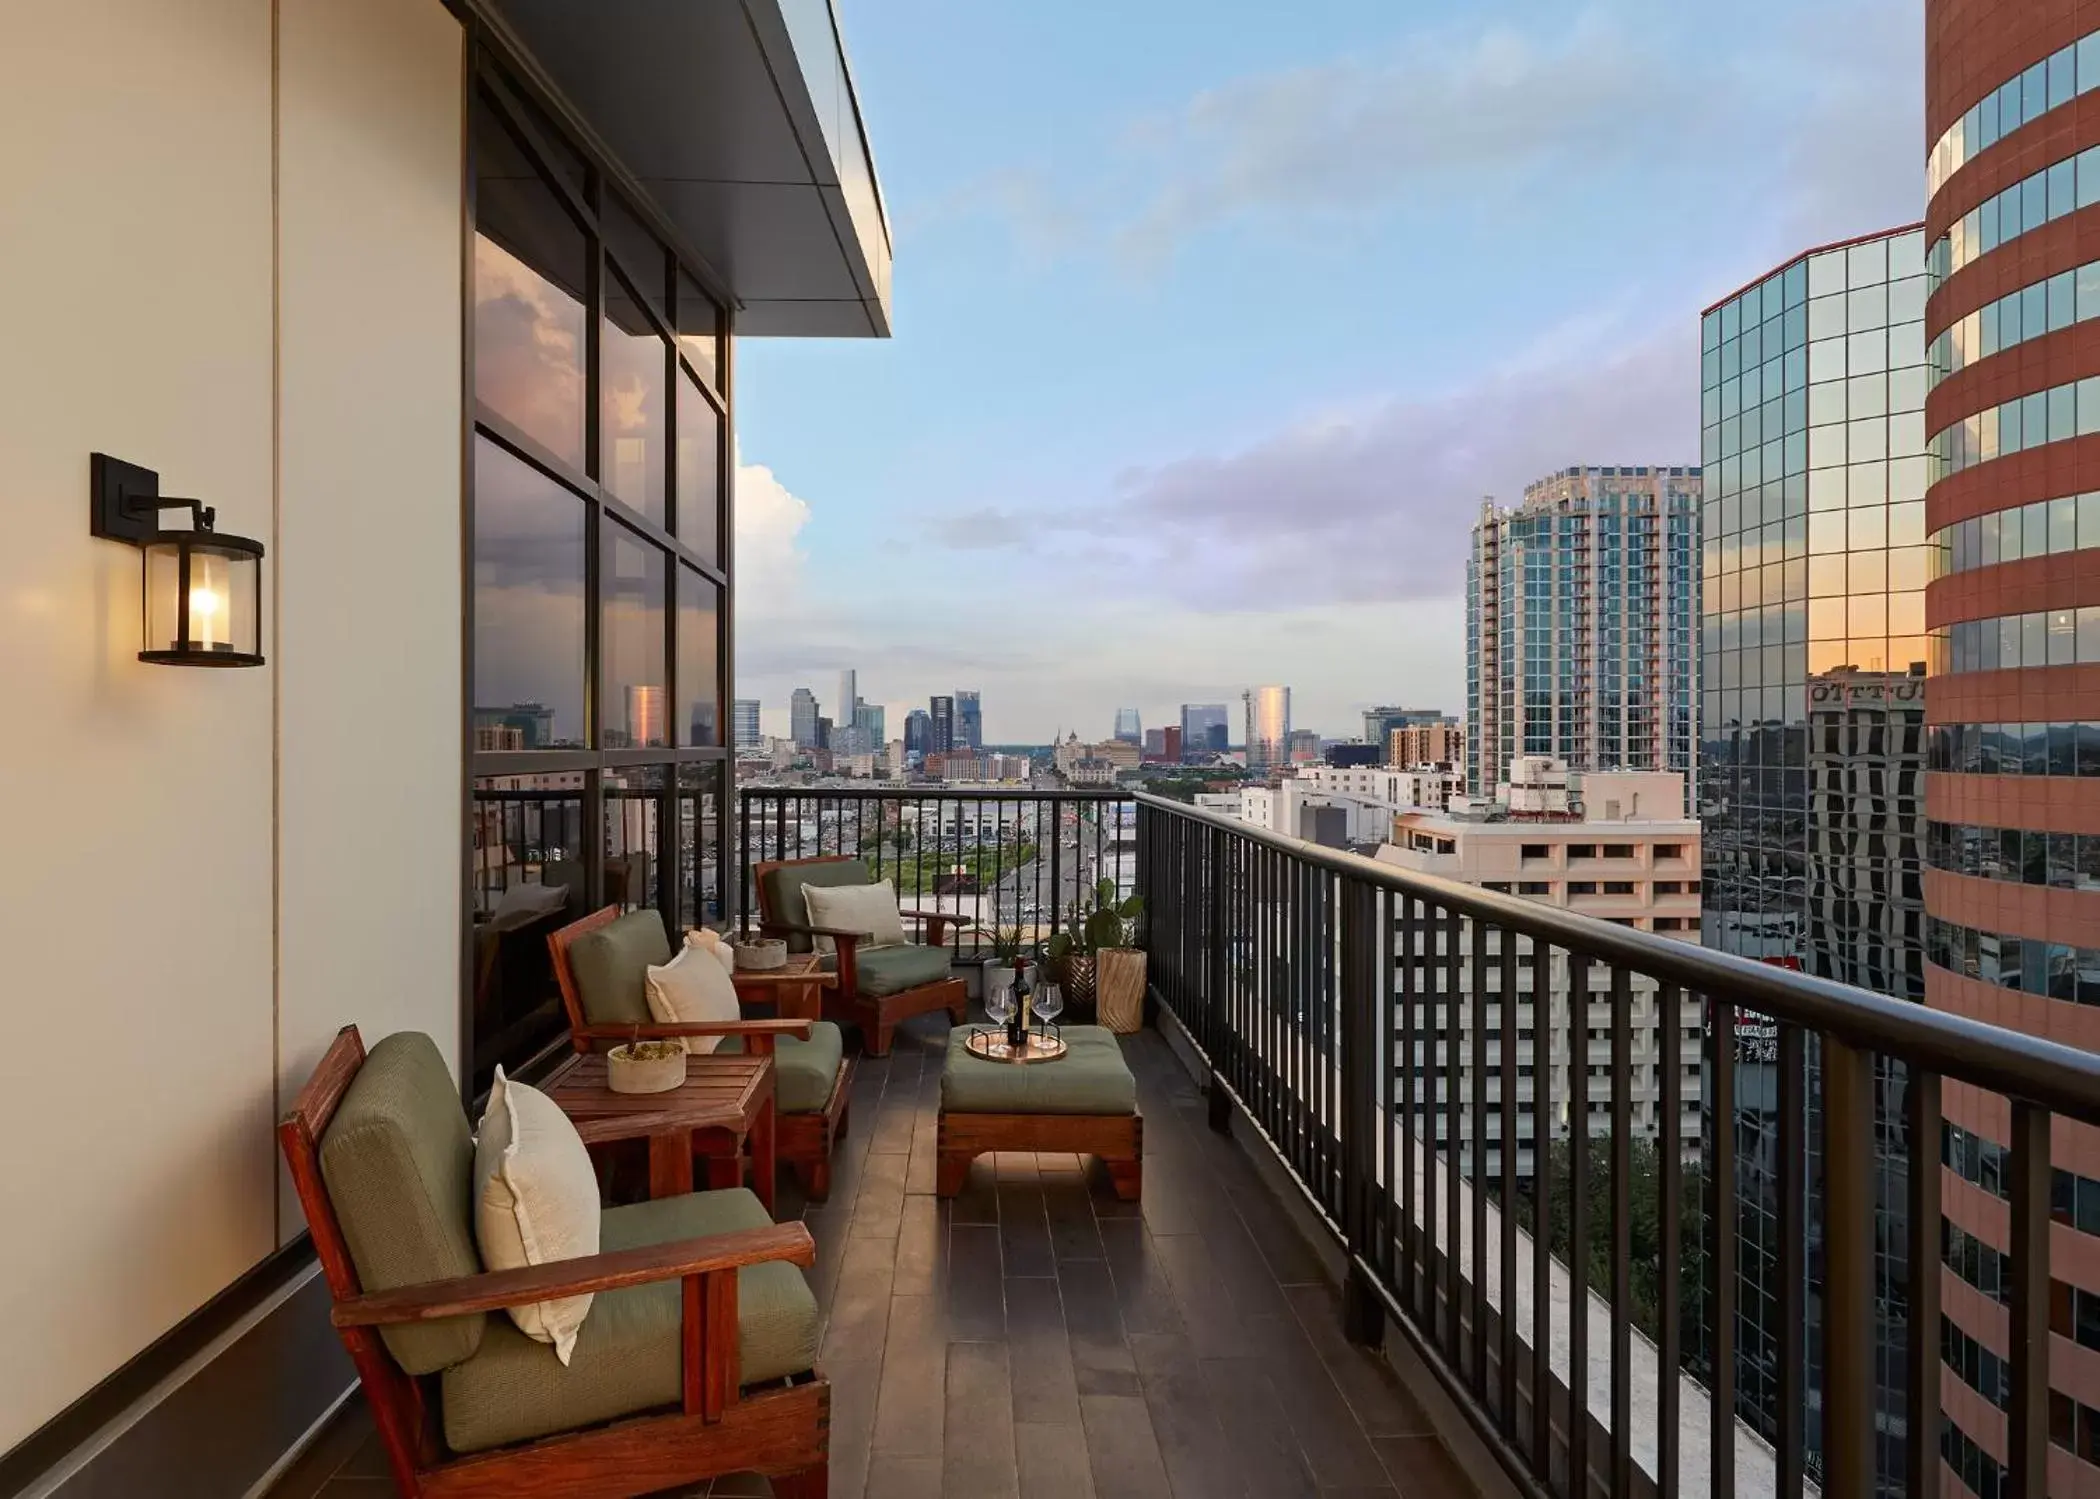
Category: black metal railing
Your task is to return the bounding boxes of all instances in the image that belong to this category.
[735,786,1135,951]
[1138,791,2100,1499]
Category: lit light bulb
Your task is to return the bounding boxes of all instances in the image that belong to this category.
[190,585,223,648]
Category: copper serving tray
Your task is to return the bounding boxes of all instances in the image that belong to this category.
[964,1028,1068,1064]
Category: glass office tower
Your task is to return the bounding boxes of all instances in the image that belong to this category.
[1697,224,1930,1495]
[1242,686,1290,774]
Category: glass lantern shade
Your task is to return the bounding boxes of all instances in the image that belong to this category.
[141,533,264,666]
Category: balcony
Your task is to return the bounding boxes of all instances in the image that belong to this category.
[274,785,2100,1499]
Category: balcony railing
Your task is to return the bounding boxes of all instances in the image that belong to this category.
[1137,790,2100,1499]
[736,785,1136,950]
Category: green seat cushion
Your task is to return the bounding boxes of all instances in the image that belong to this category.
[851,942,953,998]
[440,1186,820,1455]
[940,1025,1137,1116]
[567,909,673,1026]
[761,859,873,953]
[318,1032,484,1375]
[714,1021,844,1114]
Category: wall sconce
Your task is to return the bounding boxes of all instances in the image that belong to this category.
[90,453,265,667]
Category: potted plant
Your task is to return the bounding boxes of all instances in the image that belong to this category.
[982,924,1026,998]
[1045,878,1145,1031]
[606,1024,688,1094]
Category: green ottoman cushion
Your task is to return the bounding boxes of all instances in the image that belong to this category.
[850,943,953,998]
[319,1032,485,1375]
[440,1186,820,1454]
[715,1020,844,1113]
[566,909,673,1026]
[940,1025,1137,1116]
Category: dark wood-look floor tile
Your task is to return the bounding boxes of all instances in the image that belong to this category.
[1015,1420,1098,1499]
[1058,1257,1142,1398]
[1241,1313,1395,1490]
[1282,1284,1435,1440]
[1077,1393,1173,1499]
[1096,1219,1184,1338]
[823,1355,882,1499]
[1007,1277,1083,1427]
[944,1340,1022,1499]
[947,1222,1008,1341]
[951,1158,1002,1226]
[864,1453,944,1499]
[821,1234,896,1361]
[268,1396,373,1499]
[1196,1357,1321,1498]
[872,1294,947,1456]
[998,1180,1057,1278]
[1371,1435,1477,1498]
[850,1148,909,1241]
[1044,1171,1108,1262]
[1146,1233,1258,1359]
[892,1192,946,1295]
[1128,1331,1249,1499]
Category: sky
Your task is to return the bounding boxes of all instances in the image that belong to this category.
[732,0,1923,746]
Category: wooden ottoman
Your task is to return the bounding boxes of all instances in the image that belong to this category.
[936,1025,1142,1200]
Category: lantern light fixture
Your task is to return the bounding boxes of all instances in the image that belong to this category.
[90,453,265,667]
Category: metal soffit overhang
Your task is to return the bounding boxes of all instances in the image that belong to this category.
[491,0,892,338]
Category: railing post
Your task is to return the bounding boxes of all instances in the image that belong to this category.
[1339,874,1384,1348]
[1206,821,1231,1135]
[1820,1034,1874,1498]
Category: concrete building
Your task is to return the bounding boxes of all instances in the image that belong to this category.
[1467,467,1702,798]
[1181,702,1230,757]
[0,1,891,1488]
[1363,706,1454,745]
[1919,11,2100,1492]
[929,694,955,754]
[1244,685,1291,774]
[1386,721,1464,770]
[791,686,821,750]
[1373,758,1704,1180]
[1142,727,1167,760]
[1699,224,1930,1490]
[1163,725,1183,762]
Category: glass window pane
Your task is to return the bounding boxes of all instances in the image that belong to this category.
[601,267,668,523]
[677,763,727,929]
[602,520,667,748]
[602,764,665,912]
[469,775,585,1094]
[675,371,720,564]
[473,104,587,470]
[677,566,721,747]
[602,193,668,318]
[474,437,587,746]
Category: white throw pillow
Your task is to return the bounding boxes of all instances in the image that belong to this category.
[646,942,743,1055]
[685,927,739,980]
[474,1068,601,1364]
[803,879,908,955]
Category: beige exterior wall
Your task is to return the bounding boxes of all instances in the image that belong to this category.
[0,0,462,1450]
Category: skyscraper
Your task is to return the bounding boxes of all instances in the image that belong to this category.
[1243,686,1290,774]
[1466,465,1702,798]
[853,701,885,749]
[1113,708,1141,745]
[1180,703,1229,757]
[1698,225,1930,1494]
[732,698,761,749]
[956,690,982,750]
[929,695,955,755]
[904,708,931,756]
[1922,12,2100,1490]
[790,687,820,750]
[838,669,858,726]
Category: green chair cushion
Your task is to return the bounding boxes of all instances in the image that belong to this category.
[851,942,953,998]
[715,1021,844,1114]
[567,909,673,1026]
[761,859,873,954]
[318,1032,484,1375]
[940,1025,1137,1116]
[440,1186,820,1455]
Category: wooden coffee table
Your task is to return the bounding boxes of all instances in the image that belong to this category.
[544,1051,778,1213]
[731,951,836,1022]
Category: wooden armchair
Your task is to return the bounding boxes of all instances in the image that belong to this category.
[752,854,970,1057]
[280,1027,828,1499]
[550,907,853,1199]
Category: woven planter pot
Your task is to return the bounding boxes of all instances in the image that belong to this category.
[1096,948,1146,1034]
[1055,954,1097,1012]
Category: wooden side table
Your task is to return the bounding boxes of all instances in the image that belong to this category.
[732,951,836,1022]
[544,1051,778,1213]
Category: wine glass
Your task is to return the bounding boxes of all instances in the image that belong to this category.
[1032,980,1064,1036]
[986,981,1017,1030]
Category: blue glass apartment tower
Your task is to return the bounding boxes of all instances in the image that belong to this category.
[1464,466,1702,799]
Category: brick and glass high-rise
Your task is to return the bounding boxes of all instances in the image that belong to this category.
[1465,465,1701,798]
[1924,6,2100,1492]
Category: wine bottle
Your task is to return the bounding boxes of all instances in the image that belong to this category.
[1009,955,1030,1051]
